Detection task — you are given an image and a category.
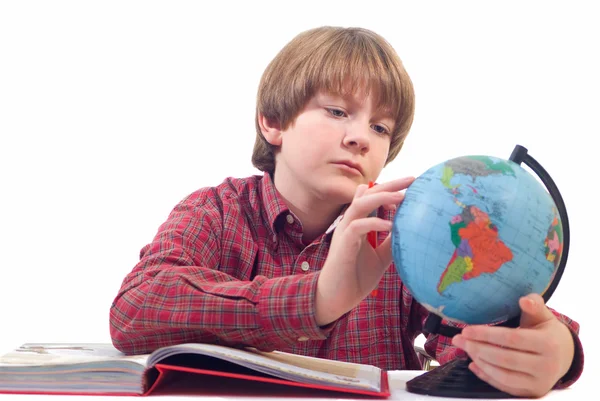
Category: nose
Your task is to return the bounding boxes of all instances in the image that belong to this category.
[342,123,370,154]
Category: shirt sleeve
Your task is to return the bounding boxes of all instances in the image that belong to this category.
[550,309,584,389]
[416,303,584,389]
[109,196,329,355]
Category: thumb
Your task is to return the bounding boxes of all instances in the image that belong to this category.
[376,233,393,265]
[519,293,555,328]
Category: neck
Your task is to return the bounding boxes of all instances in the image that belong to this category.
[272,170,345,244]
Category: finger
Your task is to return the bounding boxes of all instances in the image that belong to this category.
[452,335,538,375]
[468,361,540,398]
[344,191,405,221]
[376,233,393,264]
[354,183,370,198]
[460,325,545,354]
[345,218,393,238]
[367,177,415,193]
[383,204,397,211]
[519,293,556,329]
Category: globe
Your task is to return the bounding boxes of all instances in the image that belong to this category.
[391,154,564,325]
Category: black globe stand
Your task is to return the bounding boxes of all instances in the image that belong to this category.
[405,145,570,398]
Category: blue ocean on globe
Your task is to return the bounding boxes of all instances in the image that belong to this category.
[391,155,563,324]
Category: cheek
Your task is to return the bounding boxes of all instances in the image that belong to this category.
[372,139,391,167]
[297,123,341,152]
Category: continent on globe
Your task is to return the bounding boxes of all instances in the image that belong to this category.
[437,205,513,293]
[544,209,563,268]
[443,156,516,184]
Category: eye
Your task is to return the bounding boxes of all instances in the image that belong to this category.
[371,124,390,135]
[326,108,347,118]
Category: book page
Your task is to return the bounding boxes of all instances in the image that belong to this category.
[251,349,367,378]
[0,343,148,367]
[149,343,381,392]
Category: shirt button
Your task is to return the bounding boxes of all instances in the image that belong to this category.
[286,214,294,224]
[272,234,277,243]
[297,336,309,342]
[300,261,310,272]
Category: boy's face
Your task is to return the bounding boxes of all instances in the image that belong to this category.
[266,89,394,206]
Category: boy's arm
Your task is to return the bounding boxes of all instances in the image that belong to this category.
[109,198,329,355]
[417,304,584,389]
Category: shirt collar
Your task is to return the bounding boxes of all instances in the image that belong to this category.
[259,172,351,240]
[259,172,291,233]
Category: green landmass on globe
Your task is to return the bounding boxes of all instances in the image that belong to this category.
[545,215,563,269]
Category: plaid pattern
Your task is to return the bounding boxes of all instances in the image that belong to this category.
[109,173,583,386]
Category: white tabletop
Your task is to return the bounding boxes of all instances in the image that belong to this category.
[0,370,587,400]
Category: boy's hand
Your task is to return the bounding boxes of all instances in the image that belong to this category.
[452,293,575,398]
[315,177,414,326]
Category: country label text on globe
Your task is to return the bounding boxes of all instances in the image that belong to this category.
[391,156,562,324]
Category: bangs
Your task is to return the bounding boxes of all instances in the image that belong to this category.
[300,32,403,121]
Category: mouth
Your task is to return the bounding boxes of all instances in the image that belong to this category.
[332,160,363,176]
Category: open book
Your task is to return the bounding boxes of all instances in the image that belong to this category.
[0,342,390,398]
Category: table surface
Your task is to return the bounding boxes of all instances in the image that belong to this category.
[0,369,588,400]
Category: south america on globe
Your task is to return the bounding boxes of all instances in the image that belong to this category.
[391,155,563,325]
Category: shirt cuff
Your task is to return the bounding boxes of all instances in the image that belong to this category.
[553,327,585,389]
[257,272,331,347]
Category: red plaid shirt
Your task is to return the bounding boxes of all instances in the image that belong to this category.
[109,173,583,386]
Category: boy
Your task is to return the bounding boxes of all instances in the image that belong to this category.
[110,26,583,397]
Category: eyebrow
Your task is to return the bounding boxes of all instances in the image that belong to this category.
[320,91,395,123]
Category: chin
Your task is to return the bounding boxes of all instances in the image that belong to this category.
[319,178,358,204]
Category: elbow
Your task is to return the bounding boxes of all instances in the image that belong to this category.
[108,287,169,356]
[109,300,139,355]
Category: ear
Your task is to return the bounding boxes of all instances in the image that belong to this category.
[258,113,283,146]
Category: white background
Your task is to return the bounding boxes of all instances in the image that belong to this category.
[1,0,598,387]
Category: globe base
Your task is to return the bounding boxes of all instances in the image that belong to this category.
[406,358,515,398]
[407,313,521,398]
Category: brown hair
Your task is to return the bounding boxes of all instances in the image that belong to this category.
[252,26,415,174]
